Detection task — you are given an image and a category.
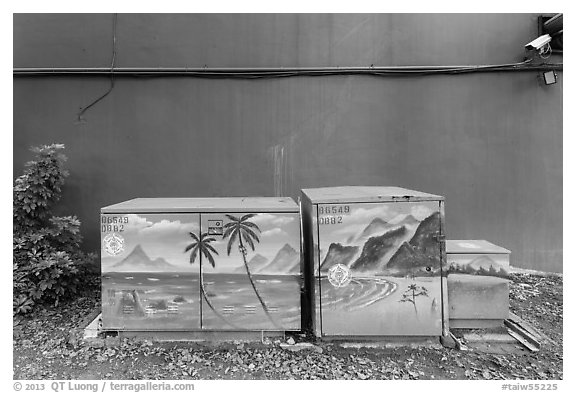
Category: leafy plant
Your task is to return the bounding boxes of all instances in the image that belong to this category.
[13,144,69,230]
[13,144,97,315]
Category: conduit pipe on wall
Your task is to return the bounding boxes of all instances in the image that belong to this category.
[13,63,562,78]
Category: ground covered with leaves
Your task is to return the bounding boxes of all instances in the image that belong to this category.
[13,273,562,380]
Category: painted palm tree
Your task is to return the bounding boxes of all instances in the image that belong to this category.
[185,232,240,329]
[223,214,279,328]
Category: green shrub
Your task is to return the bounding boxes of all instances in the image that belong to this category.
[13,144,69,230]
[13,144,97,315]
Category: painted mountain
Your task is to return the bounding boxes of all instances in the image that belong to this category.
[232,244,300,275]
[111,244,177,272]
[389,214,420,227]
[233,253,269,274]
[259,243,300,274]
[348,215,421,244]
[387,212,441,271]
[354,218,389,242]
[349,226,410,272]
[320,243,359,273]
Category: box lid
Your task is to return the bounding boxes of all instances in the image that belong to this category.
[446,240,511,254]
[301,186,443,204]
[101,197,298,213]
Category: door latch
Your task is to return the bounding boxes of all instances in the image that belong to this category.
[433,232,446,242]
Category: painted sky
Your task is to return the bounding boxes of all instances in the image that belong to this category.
[102,212,300,273]
[319,201,440,244]
[101,213,200,271]
[201,213,300,273]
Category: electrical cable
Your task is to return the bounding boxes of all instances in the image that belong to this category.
[77,13,118,121]
[539,43,552,60]
[15,57,562,79]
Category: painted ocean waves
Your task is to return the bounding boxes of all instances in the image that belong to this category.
[102,272,201,330]
[101,212,302,331]
[317,201,443,336]
[102,272,300,330]
[202,273,301,330]
[320,276,442,335]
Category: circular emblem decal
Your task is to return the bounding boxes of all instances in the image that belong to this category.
[328,264,352,288]
[103,233,125,256]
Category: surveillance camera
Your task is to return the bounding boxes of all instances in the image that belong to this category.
[525,34,552,50]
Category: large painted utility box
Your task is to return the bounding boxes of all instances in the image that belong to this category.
[301,186,448,337]
[447,240,510,328]
[101,198,301,332]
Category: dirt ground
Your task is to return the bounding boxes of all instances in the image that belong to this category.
[13,273,563,380]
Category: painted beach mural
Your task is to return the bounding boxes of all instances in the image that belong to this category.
[447,241,510,322]
[199,213,301,330]
[316,201,443,336]
[101,212,301,331]
[101,214,202,330]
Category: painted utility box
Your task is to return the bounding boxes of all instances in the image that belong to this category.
[447,240,510,328]
[101,197,301,332]
[301,186,448,337]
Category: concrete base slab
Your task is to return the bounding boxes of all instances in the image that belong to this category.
[83,313,102,339]
[461,332,517,344]
[450,326,527,354]
[114,330,287,342]
[336,337,443,350]
[280,342,323,353]
[449,319,504,329]
[452,326,516,343]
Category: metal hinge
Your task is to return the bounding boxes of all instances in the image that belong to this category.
[433,232,446,242]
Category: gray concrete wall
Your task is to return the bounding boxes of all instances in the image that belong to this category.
[13,14,562,272]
